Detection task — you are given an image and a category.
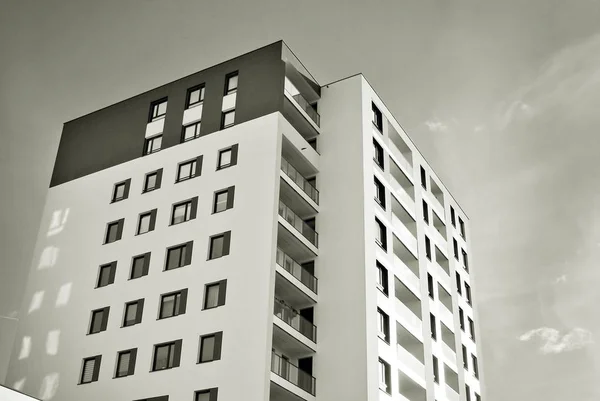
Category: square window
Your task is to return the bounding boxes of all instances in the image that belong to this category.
[130,254,149,280]
[171,198,197,225]
[177,159,197,182]
[195,389,217,401]
[115,349,136,378]
[372,102,383,132]
[187,85,205,108]
[204,280,226,309]
[137,211,155,235]
[143,169,162,192]
[375,218,387,250]
[152,341,181,371]
[225,72,238,94]
[373,139,384,169]
[221,110,235,129]
[374,177,385,209]
[97,262,116,288]
[80,356,101,384]
[165,242,192,270]
[112,180,130,202]
[376,261,388,296]
[213,187,234,213]
[123,300,143,327]
[198,332,222,363]
[182,122,201,142]
[149,99,167,122]
[209,232,230,260]
[144,135,162,155]
[159,290,187,319]
[217,145,238,170]
[89,307,109,334]
[104,219,123,244]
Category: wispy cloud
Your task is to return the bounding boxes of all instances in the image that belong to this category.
[425,119,449,133]
[519,327,593,354]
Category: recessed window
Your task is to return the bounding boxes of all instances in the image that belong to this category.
[123,299,144,327]
[453,238,459,260]
[80,355,101,384]
[456,272,462,294]
[372,102,383,132]
[176,156,202,182]
[130,253,150,280]
[187,85,205,108]
[208,231,231,260]
[217,145,238,170]
[377,308,390,343]
[89,307,109,334]
[374,177,385,209]
[430,313,437,340]
[425,235,432,260]
[159,289,188,319]
[149,99,168,122]
[198,332,223,363]
[171,197,198,225]
[427,273,435,299]
[182,121,201,142]
[466,385,471,401]
[459,308,465,331]
[376,261,389,296]
[420,166,427,189]
[472,354,479,378]
[203,280,227,309]
[465,282,472,305]
[422,200,429,224]
[373,139,384,169]
[432,356,439,383]
[112,179,130,203]
[462,345,468,369]
[115,348,137,378]
[165,242,193,270]
[97,262,116,288]
[475,393,481,401]
[450,206,456,227]
[213,187,235,213]
[143,169,162,193]
[375,218,387,250]
[137,210,157,235]
[221,110,235,129]
[378,358,391,394]
[468,317,476,341]
[144,135,162,155]
[459,217,466,238]
[462,249,469,271]
[104,219,124,244]
[224,72,238,95]
[152,340,182,371]
[195,389,218,401]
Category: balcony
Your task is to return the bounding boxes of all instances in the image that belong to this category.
[278,201,318,247]
[283,77,320,142]
[274,300,317,342]
[281,158,319,205]
[276,248,318,295]
[271,352,316,396]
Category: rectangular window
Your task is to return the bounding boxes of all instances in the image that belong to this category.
[450,206,456,226]
[475,393,481,401]
[466,385,471,401]
[187,85,205,108]
[80,355,101,384]
[420,166,427,189]
[195,389,218,401]
[217,144,238,170]
[165,242,193,270]
[104,219,124,244]
[453,238,459,259]
[459,217,466,238]
[373,139,384,169]
[112,179,130,203]
[456,272,462,294]
[374,177,385,209]
[89,307,109,334]
[425,236,432,260]
[213,187,235,213]
[422,200,429,223]
[97,262,116,288]
[375,218,387,250]
[472,354,479,378]
[176,156,202,182]
[377,308,390,343]
[149,99,167,122]
[462,345,468,369]
[221,110,235,129]
[468,317,476,341]
[152,340,182,371]
[376,261,389,296]
[225,72,238,95]
[430,313,437,340]
[143,169,162,192]
[372,102,383,132]
[203,280,227,309]
[378,358,391,393]
[159,289,188,319]
[432,356,439,383]
[182,121,201,142]
[115,348,137,378]
[459,308,465,331]
[130,253,150,280]
[123,299,144,327]
[171,197,198,225]
[144,135,162,155]
[462,249,469,271]
[198,332,223,363]
[427,273,435,299]
[137,209,157,235]
[208,231,231,260]
[465,283,472,305]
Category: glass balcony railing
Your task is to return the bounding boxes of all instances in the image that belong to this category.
[278,201,318,247]
[276,248,318,293]
[281,158,319,204]
[285,88,320,127]
[271,352,316,395]
[274,299,317,342]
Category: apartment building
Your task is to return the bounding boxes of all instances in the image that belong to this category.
[5,41,483,401]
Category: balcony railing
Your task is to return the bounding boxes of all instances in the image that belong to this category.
[271,352,316,395]
[276,248,318,293]
[285,88,320,127]
[274,300,317,342]
[278,201,318,247]
[281,158,319,204]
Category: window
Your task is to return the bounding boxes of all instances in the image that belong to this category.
[456,272,462,295]
[80,355,101,384]
[203,280,227,309]
[165,242,193,270]
[462,250,469,271]
[465,283,472,305]
[432,356,439,383]
[195,389,218,401]
[375,218,387,250]
[176,156,202,182]
[143,169,163,192]
[213,187,235,213]
[420,166,427,189]
[89,307,109,334]
[97,262,116,288]
[198,332,223,363]
[224,72,238,94]
[427,273,435,299]
[133,397,169,401]
[182,121,201,142]
[422,200,429,223]
[430,313,437,340]
[472,354,479,378]
[112,179,130,202]
[115,348,137,378]
[459,217,466,238]
[462,345,468,369]
[377,308,390,343]
[425,236,432,260]
[468,317,476,341]
[221,110,235,129]
[465,385,471,401]
[152,340,182,371]
[187,85,205,108]
[378,358,391,393]
[373,139,384,168]
[159,289,188,319]
[450,206,456,226]
[149,99,167,122]
[144,135,162,155]
[208,231,231,260]
[376,261,389,296]
[130,253,150,280]
[475,393,481,401]
[217,144,238,170]
[372,102,383,132]
[459,308,465,331]
[137,209,157,235]
[374,177,385,209]
[453,238,459,259]
[104,219,124,244]
[171,197,198,225]
[123,299,144,327]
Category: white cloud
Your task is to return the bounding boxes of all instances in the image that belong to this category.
[519,327,593,354]
[425,119,449,133]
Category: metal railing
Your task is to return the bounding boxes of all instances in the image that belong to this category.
[273,300,317,342]
[271,352,316,395]
[281,158,319,204]
[276,248,318,293]
[285,88,320,127]
[278,201,318,247]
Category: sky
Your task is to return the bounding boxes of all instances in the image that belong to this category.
[1,0,600,399]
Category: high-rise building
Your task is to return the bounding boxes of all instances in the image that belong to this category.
[5,41,482,401]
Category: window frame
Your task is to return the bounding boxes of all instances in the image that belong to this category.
[216,144,238,170]
[80,355,102,384]
[212,186,235,214]
[195,388,218,401]
[104,219,124,244]
[151,340,182,372]
[158,289,188,319]
[198,332,223,364]
[144,134,163,155]
[456,272,462,295]
[372,102,383,132]
[203,280,227,310]
[143,169,163,193]
[425,235,432,260]
[432,355,440,383]
[427,273,435,299]
[171,197,198,225]
[115,348,137,378]
[186,84,205,108]
[122,299,144,327]
[422,200,429,223]
[450,206,456,227]
[377,308,390,343]
[376,261,389,296]
[378,357,391,394]
[221,109,235,129]
[149,98,168,122]
[96,261,117,288]
[136,209,157,235]
[465,282,472,305]
[130,253,151,280]
[88,307,109,335]
[430,313,437,340]
[176,157,202,182]
[374,177,386,209]
[420,166,427,189]
[375,218,387,250]
[208,231,231,260]
[111,179,131,203]
[182,121,201,142]
[224,71,238,95]
[373,139,384,169]
[459,217,466,238]
[459,308,465,331]
[165,241,193,271]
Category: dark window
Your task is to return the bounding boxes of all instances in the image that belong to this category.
[187,85,205,108]
[422,200,429,223]
[453,238,459,259]
[373,139,384,169]
[450,206,456,227]
[195,388,218,401]
[372,102,383,132]
[213,187,235,213]
[130,253,150,280]
[159,289,188,319]
[425,236,432,260]
[459,308,465,331]
[427,273,435,299]
[377,308,390,343]
[433,356,439,383]
[456,272,462,294]
[144,135,162,155]
[203,280,227,309]
[472,354,479,378]
[468,317,476,341]
[466,385,471,401]
[375,218,387,250]
[224,72,238,95]
[149,99,167,122]
[137,209,157,235]
[376,261,389,296]
[152,340,182,371]
[378,358,391,393]
[143,169,163,193]
[475,393,481,401]
[112,179,130,203]
[171,197,198,225]
[182,121,201,142]
[80,355,101,384]
[123,299,144,327]
[459,217,466,238]
[115,348,137,378]
[465,283,472,305]
[374,177,385,209]
[217,145,238,170]
[208,232,231,260]
[97,262,116,288]
[462,345,468,369]
[165,242,193,270]
[221,110,235,129]
[176,156,202,182]
[198,332,223,363]
[462,249,469,271]
[104,219,124,244]
[89,307,109,334]
[420,166,427,189]
[430,313,437,340]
